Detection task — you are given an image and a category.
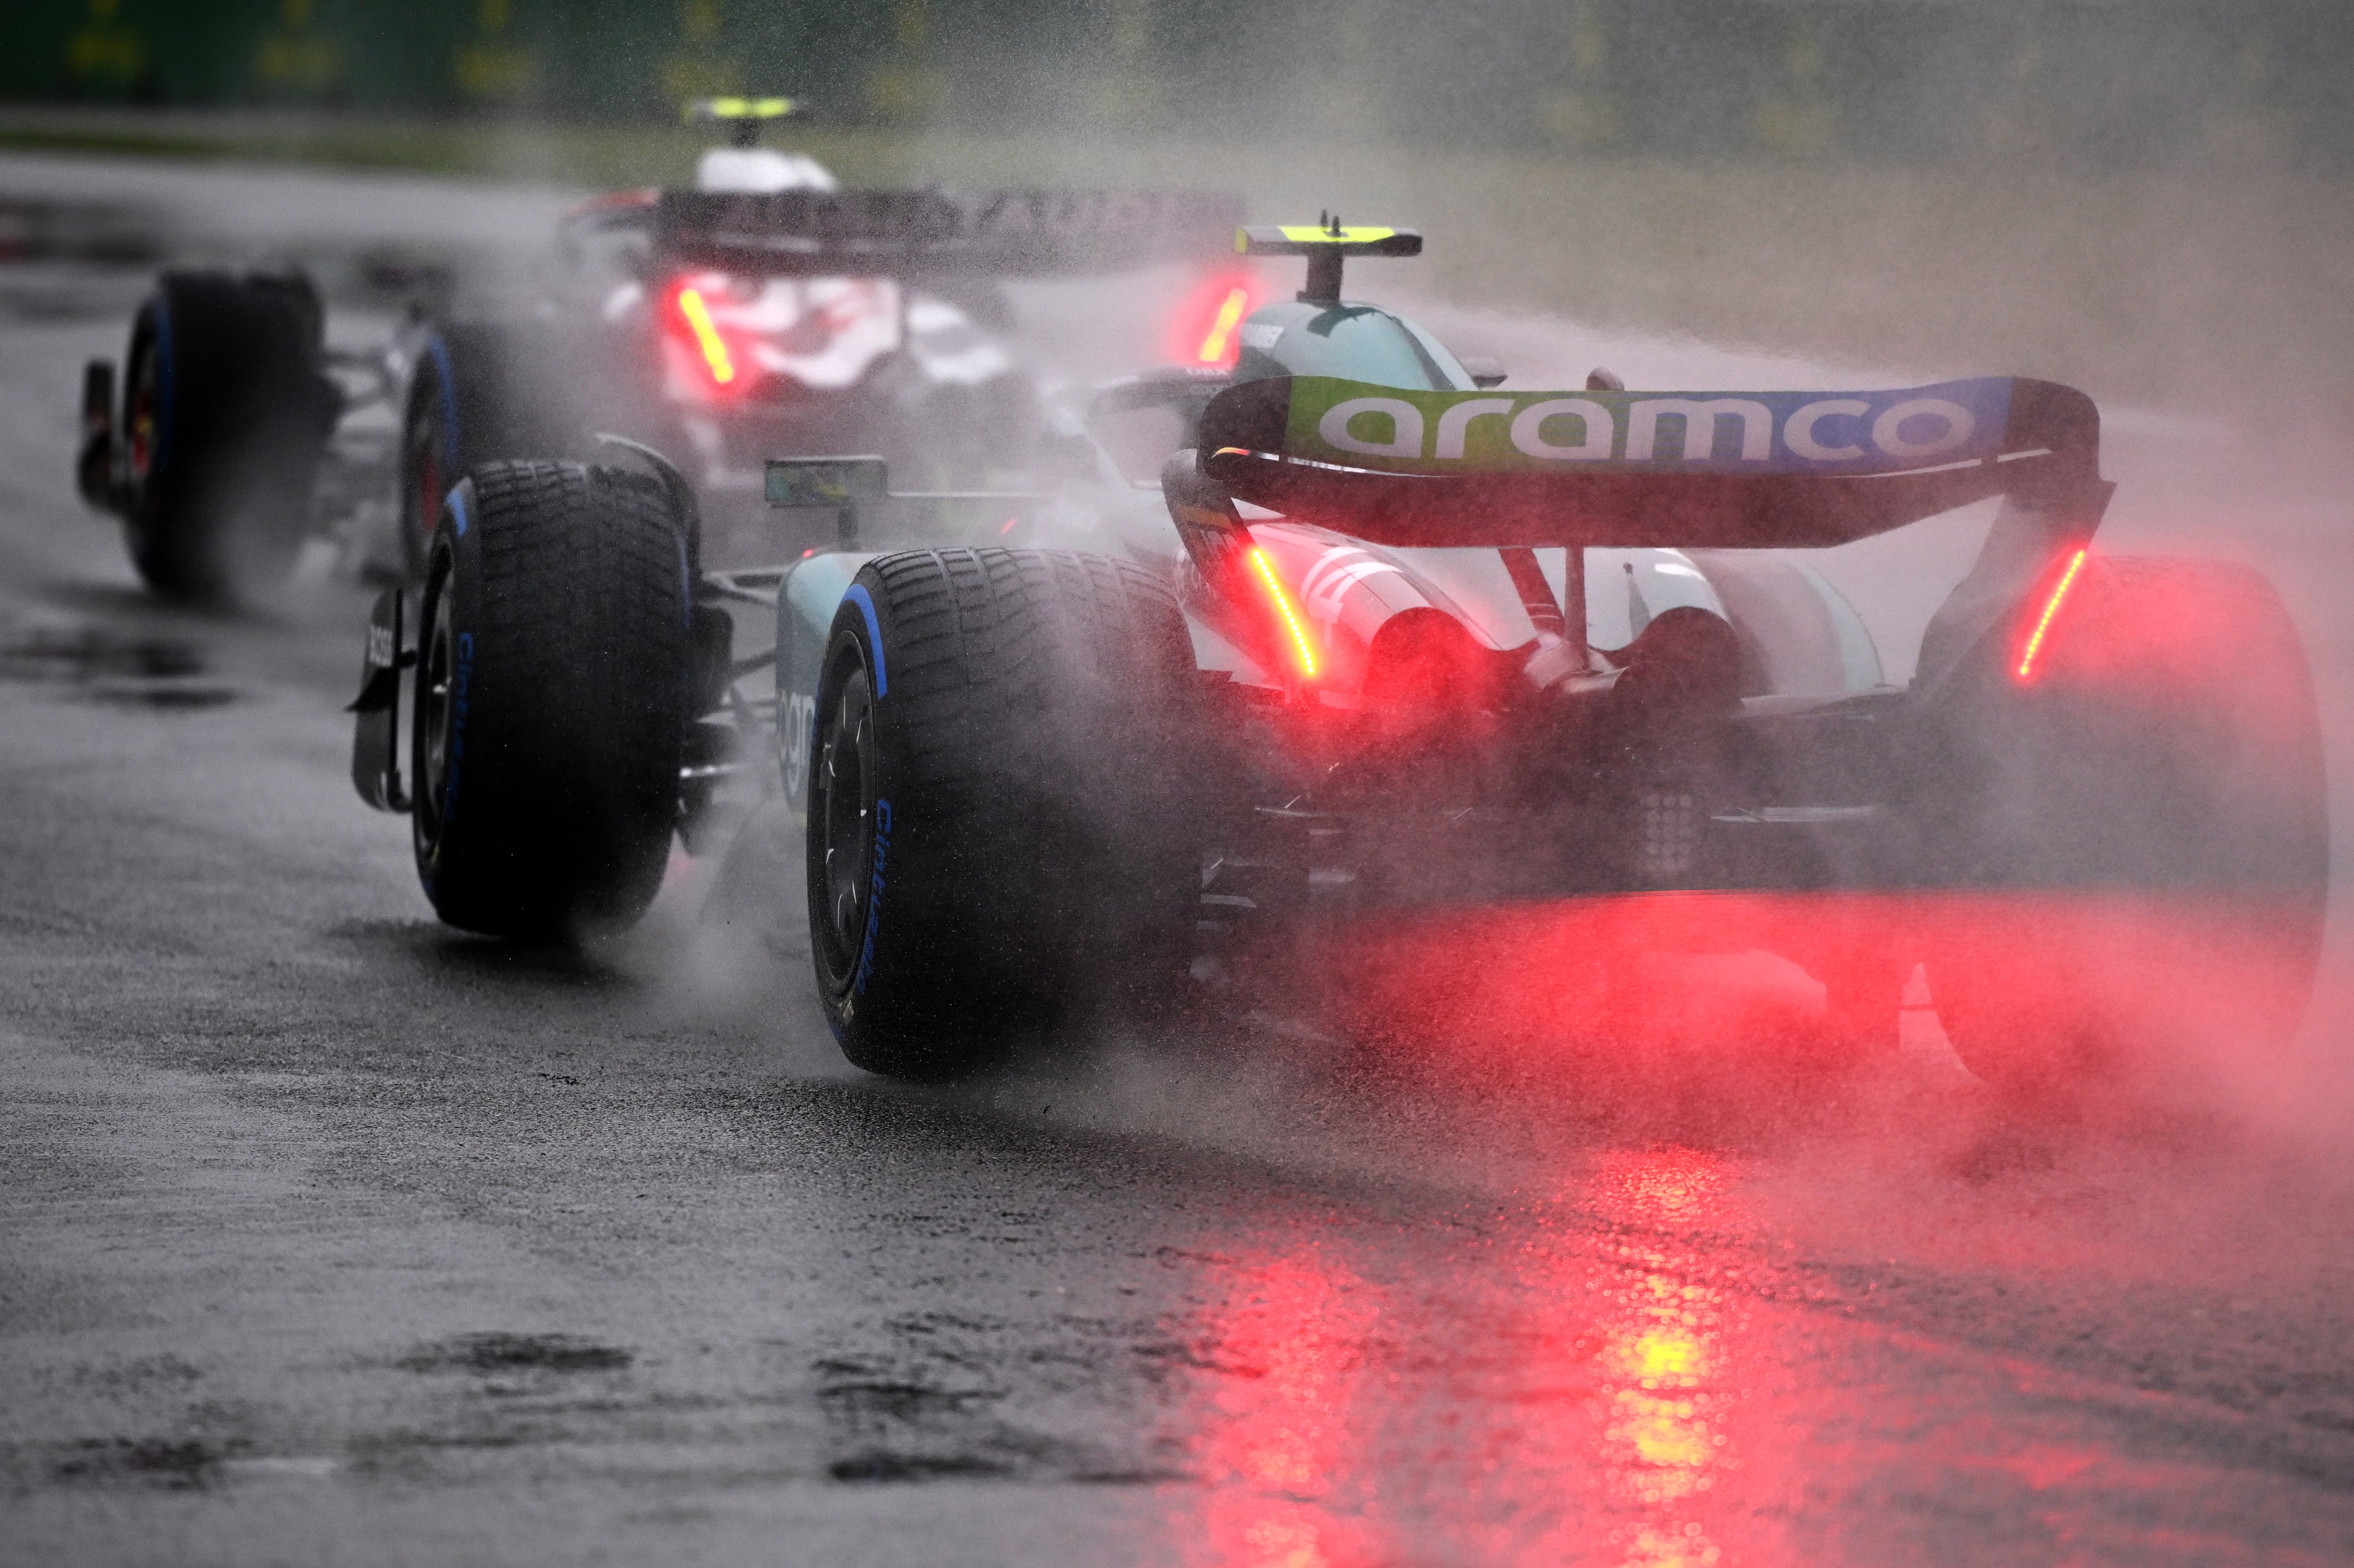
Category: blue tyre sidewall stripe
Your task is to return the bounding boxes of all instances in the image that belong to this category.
[845,583,887,697]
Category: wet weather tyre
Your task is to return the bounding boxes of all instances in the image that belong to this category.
[398,322,569,582]
[118,270,337,603]
[410,460,692,941]
[1921,555,2328,1099]
[806,548,1206,1078]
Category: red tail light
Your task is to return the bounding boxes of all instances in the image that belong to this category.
[1247,544,1318,680]
[1196,287,1250,364]
[1174,273,1260,368]
[672,285,737,387]
[2015,547,2088,682]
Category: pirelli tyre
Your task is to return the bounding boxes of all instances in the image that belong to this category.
[806,548,1206,1078]
[410,461,692,941]
[398,321,576,582]
[118,270,338,603]
[1918,555,2328,1102]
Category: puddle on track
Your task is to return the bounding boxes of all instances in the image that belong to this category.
[0,621,238,708]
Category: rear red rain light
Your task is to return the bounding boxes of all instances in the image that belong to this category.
[1172,273,1259,367]
[2015,547,2088,682]
[673,286,737,386]
[1247,545,1318,680]
[1196,287,1251,364]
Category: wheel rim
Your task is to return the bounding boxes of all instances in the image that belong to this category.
[412,543,459,854]
[813,658,876,992]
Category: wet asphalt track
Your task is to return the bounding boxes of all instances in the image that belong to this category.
[7,153,2354,1567]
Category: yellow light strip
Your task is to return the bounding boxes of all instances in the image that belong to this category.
[2015,547,2088,680]
[1196,287,1250,364]
[1247,545,1318,680]
[675,287,736,386]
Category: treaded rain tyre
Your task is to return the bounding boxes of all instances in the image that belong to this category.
[410,460,692,940]
[1920,555,2328,1100]
[119,270,337,603]
[806,548,1205,1078]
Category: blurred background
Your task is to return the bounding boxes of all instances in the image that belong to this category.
[2,0,2348,432]
[6,0,2349,169]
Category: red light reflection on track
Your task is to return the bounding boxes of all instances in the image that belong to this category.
[1160,885,2321,1562]
[1586,1149,1749,1568]
[1169,1151,1796,1567]
[1192,1250,1383,1568]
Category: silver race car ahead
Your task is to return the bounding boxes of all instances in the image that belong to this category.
[74,97,1238,601]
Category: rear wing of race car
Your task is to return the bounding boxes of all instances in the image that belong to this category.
[646,188,1243,278]
[1195,372,2110,550]
[1176,371,2117,696]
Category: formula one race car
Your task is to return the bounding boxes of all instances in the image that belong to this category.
[347,220,2327,1102]
[73,97,1239,602]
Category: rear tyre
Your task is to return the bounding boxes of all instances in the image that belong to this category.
[120,270,338,603]
[398,322,573,582]
[410,461,693,941]
[806,548,1205,1078]
[1919,555,2327,1100]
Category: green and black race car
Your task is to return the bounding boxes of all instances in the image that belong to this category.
[347,220,2327,1105]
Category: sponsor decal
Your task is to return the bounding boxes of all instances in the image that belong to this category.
[854,797,891,995]
[780,690,817,799]
[1272,224,1401,246]
[1287,376,2012,476]
[442,630,473,823]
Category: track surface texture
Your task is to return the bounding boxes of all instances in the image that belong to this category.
[5,153,2354,1567]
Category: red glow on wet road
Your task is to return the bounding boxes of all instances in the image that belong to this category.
[1587,1149,1748,1568]
[1193,1252,1383,1567]
[1172,1149,1802,1567]
[1282,890,2320,1101]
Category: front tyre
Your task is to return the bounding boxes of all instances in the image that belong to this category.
[411,461,692,941]
[807,548,1206,1077]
